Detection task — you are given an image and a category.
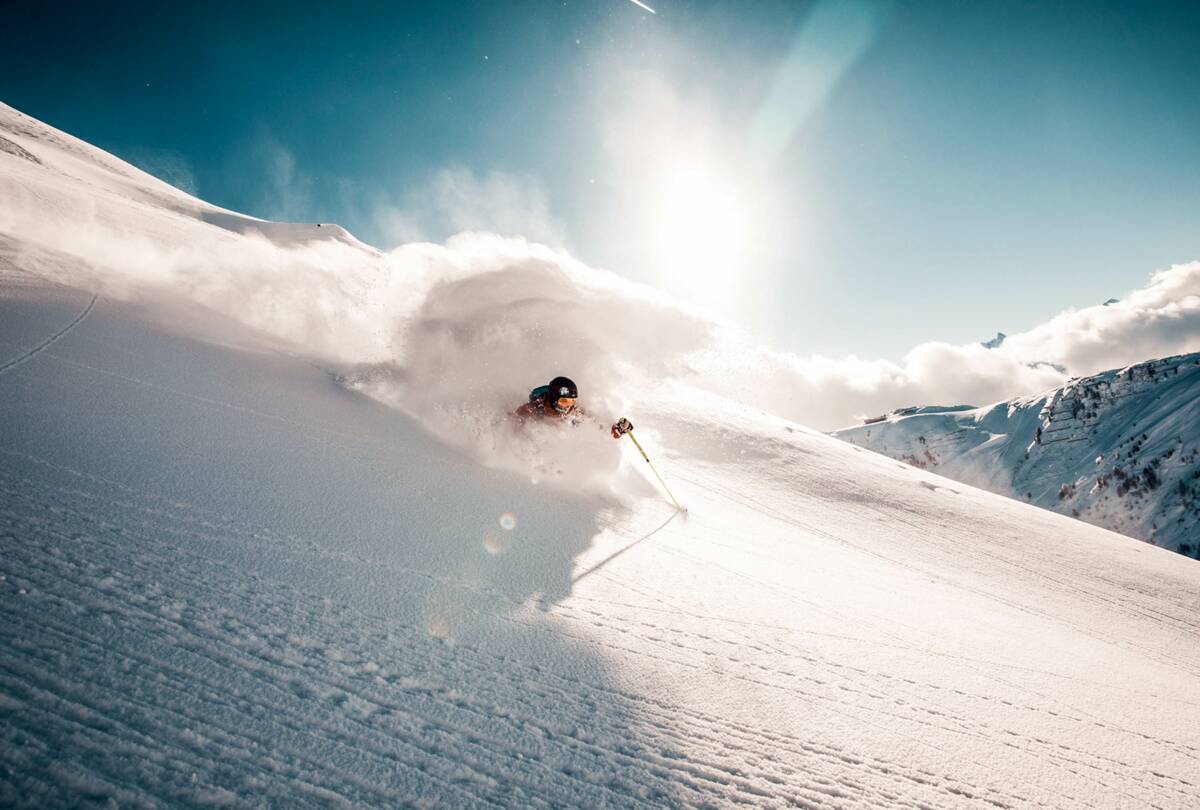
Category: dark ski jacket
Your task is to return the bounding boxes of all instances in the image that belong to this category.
[514,394,629,440]
[514,386,627,439]
[513,393,586,424]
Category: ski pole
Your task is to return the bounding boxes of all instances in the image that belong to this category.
[624,429,686,513]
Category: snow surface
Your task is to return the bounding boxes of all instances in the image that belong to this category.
[3,101,1200,808]
[832,355,1200,556]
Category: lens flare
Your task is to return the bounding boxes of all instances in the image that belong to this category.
[484,532,509,555]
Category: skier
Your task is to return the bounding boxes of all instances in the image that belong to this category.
[514,376,631,439]
[515,376,684,510]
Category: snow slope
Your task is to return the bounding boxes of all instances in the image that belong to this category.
[832,355,1200,557]
[3,101,1200,808]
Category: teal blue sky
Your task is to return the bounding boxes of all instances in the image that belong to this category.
[3,0,1198,359]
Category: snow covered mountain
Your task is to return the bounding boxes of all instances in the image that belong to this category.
[832,354,1200,557]
[4,100,1200,808]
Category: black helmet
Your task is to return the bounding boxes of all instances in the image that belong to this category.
[548,376,578,398]
[547,376,578,413]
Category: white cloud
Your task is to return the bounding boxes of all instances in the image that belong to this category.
[1000,263,1200,375]
[701,262,1200,430]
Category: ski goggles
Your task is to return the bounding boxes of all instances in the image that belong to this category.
[554,396,577,413]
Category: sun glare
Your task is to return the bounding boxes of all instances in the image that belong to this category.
[655,164,746,313]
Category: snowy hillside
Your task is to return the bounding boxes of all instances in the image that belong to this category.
[4,101,1200,808]
[832,354,1200,557]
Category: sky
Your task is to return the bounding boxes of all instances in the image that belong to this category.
[2,0,1198,360]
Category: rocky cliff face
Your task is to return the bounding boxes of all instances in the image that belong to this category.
[832,353,1200,556]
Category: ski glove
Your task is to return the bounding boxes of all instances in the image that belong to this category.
[611,417,633,439]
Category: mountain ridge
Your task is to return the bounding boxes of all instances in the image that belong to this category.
[833,352,1200,555]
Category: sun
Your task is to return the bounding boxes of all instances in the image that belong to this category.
[654,163,746,312]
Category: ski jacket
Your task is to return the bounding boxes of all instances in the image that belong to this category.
[513,387,623,438]
[513,395,585,424]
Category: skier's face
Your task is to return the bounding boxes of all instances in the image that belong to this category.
[553,396,577,414]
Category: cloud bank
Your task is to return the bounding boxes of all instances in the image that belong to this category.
[701,261,1200,430]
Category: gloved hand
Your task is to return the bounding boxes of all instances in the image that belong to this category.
[611,417,633,439]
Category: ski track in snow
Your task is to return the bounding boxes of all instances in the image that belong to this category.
[3,449,1199,809]
[0,466,1010,809]
[0,293,96,377]
[0,466,1131,810]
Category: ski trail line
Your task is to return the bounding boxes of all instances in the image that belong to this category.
[0,293,97,376]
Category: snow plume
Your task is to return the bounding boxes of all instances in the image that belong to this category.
[341,235,710,492]
[0,187,393,362]
[0,109,708,490]
[125,148,198,196]
[369,166,566,249]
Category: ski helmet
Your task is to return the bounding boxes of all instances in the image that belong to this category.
[547,376,578,413]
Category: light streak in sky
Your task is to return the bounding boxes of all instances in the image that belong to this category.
[627,0,657,13]
[748,0,887,167]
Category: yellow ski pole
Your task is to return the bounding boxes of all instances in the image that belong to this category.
[624,429,686,513]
